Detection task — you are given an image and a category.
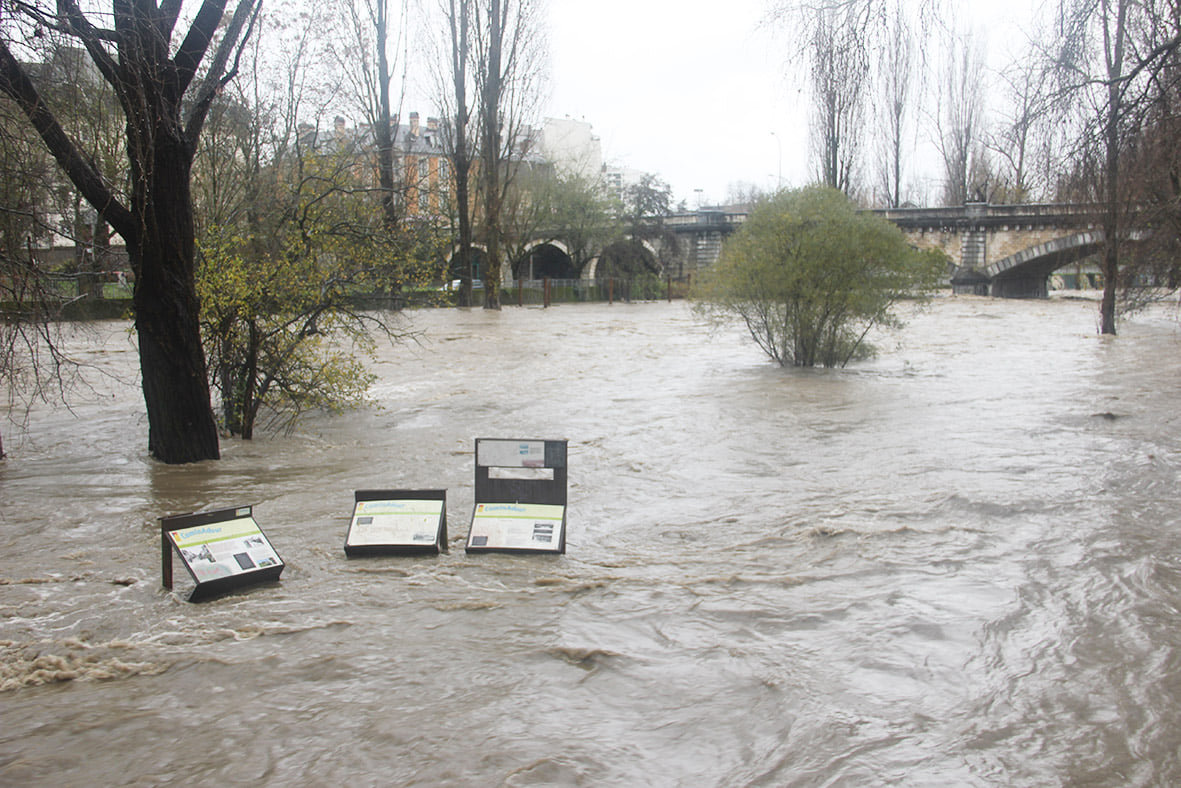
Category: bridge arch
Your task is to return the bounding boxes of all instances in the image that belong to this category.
[986,231,1104,298]
[515,240,578,280]
[587,237,661,279]
[986,231,1104,278]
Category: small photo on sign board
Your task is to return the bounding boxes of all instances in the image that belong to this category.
[161,506,284,602]
[345,490,447,556]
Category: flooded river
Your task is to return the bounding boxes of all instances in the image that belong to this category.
[2,296,1180,787]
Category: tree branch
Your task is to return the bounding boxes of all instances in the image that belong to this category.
[184,0,261,146]
[0,40,133,239]
[174,0,231,95]
[47,0,121,86]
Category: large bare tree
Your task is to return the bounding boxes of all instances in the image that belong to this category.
[774,0,875,196]
[935,25,987,206]
[1053,0,1181,333]
[986,48,1056,203]
[0,0,261,463]
[430,0,477,307]
[876,5,915,207]
[331,0,406,234]
[471,0,544,309]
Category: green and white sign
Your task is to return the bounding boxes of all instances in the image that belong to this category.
[347,499,445,547]
[467,502,565,552]
[168,515,282,583]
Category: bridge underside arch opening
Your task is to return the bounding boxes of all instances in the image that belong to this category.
[515,243,577,280]
[596,240,660,279]
[989,234,1104,298]
[447,246,488,284]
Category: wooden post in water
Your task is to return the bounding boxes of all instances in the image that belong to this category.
[543,277,551,308]
[517,276,523,306]
[608,277,614,305]
[161,525,173,589]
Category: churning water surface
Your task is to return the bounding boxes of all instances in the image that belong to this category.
[1,296,1180,787]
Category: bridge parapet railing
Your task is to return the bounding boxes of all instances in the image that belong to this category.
[666,210,749,228]
[878,202,1104,230]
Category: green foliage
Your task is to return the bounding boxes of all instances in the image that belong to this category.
[196,169,443,438]
[695,185,946,367]
[194,91,451,439]
[197,226,381,438]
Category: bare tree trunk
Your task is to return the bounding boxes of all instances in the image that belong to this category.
[1100,85,1122,335]
[879,6,912,209]
[241,320,259,440]
[1098,0,1128,335]
[132,133,221,462]
[374,0,399,234]
[447,0,476,307]
[481,0,504,310]
[93,218,111,299]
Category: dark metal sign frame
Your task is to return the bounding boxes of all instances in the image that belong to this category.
[160,505,284,602]
[466,438,568,554]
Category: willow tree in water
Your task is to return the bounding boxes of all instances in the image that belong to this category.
[695,186,945,368]
[0,0,261,463]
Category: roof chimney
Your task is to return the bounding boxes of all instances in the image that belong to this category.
[409,112,419,136]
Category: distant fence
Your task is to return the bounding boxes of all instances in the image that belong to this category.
[11,275,699,322]
[490,276,696,306]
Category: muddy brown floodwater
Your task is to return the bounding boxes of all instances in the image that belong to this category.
[2,297,1180,787]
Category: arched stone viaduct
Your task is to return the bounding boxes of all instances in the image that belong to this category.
[467,203,1104,299]
[468,208,750,286]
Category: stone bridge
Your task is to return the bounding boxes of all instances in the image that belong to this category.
[488,202,1105,299]
[504,208,750,284]
[875,202,1104,297]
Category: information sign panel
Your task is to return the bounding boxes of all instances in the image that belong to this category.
[160,505,284,602]
[345,490,447,556]
[467,438,568,554]
[466,502,566,553]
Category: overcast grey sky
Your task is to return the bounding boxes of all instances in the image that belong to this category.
[545,0,1043,206]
